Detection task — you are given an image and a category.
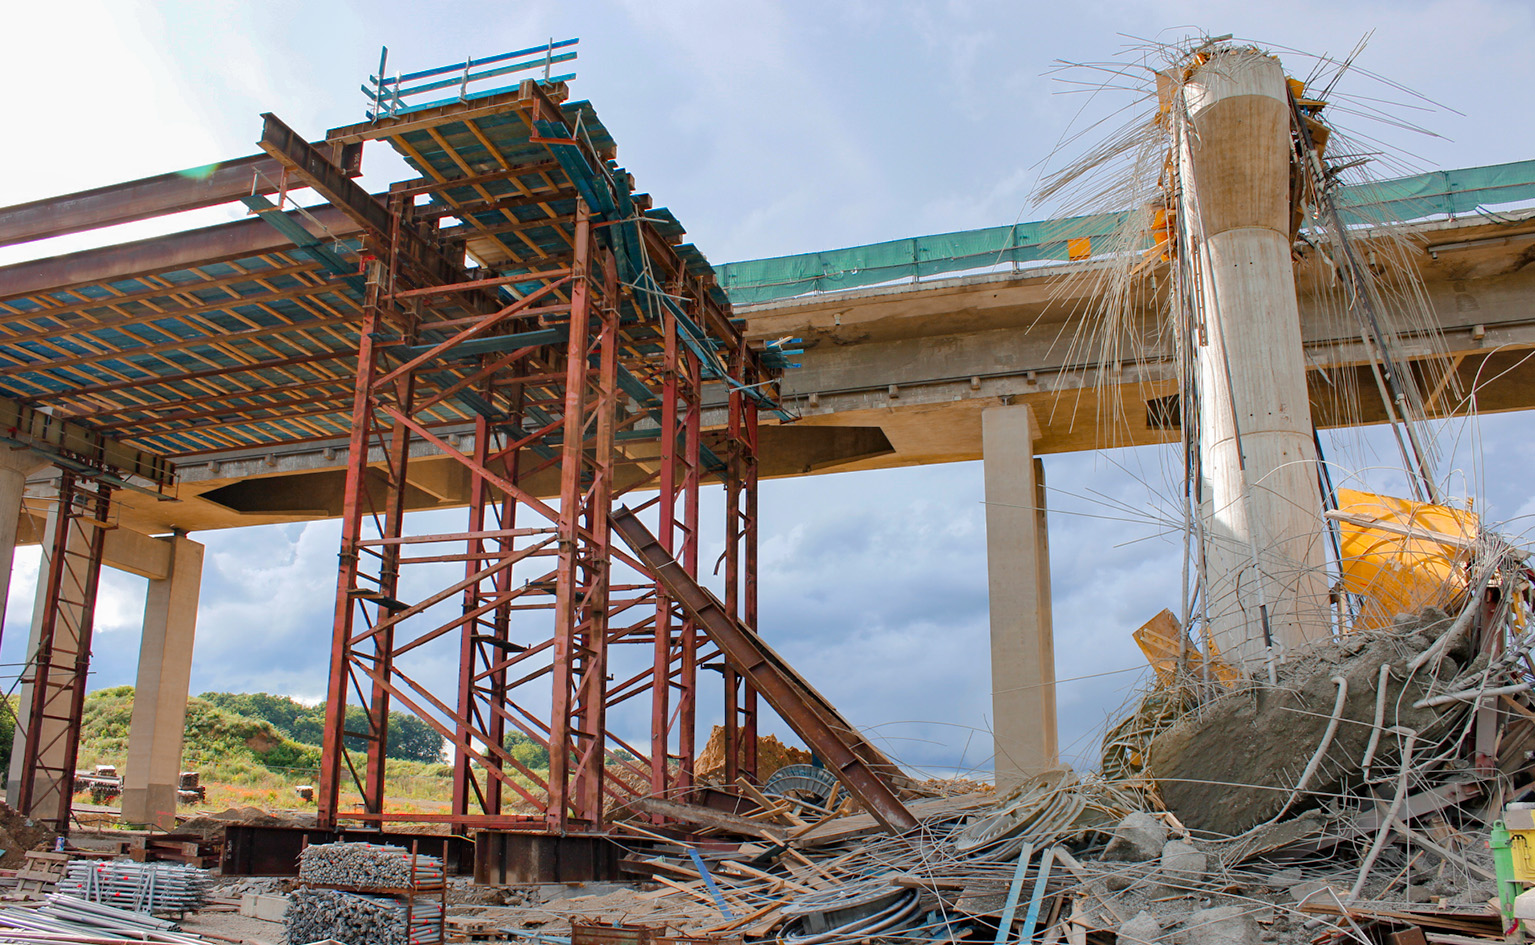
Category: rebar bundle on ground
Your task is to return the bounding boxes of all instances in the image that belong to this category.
[298,842,445,889]
[56,859,212,913]
[284,886,444,945]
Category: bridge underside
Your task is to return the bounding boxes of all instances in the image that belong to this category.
[30,209,1526,541]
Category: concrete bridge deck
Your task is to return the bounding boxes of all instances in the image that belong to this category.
[37,201,1532,542]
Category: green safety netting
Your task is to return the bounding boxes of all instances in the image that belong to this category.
[715,159,1535,306]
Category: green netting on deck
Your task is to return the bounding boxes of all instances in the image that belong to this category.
[716,159,1535,306]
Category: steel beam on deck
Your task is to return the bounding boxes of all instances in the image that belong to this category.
[611,507,918,834]
[0,207,361,300]
[0,144,361,249]
[258,113,460,286]
[0,396,173,488]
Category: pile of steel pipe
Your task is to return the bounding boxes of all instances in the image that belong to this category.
[298,842,445,889]
[57,859,211,913]
[284,887,444,945]
[0,893,206,943]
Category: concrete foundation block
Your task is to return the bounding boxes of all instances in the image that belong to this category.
[240,893,289,922]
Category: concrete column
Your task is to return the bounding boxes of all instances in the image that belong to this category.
[1181,51,1330,669]
[0,452,48,633]
[121,535,204,829]
[982,404,1057,789]
[6,488,96,811]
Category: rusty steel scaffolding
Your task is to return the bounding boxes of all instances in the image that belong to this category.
[15,473,112,833]
[0,56,820,837]
[304,83,773,832]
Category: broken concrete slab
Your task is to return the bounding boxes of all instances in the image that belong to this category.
[1146,629,1467,835]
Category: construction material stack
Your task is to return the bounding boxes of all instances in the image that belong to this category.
[285,841,445,945]
[57,859,211,913]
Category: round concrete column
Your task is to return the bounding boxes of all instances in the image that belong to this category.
[1180,50,1330,667]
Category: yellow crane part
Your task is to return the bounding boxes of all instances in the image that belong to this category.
[1330,488,1479,632]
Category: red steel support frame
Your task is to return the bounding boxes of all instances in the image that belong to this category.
[722,337,761,785]
[305,90,788,833]
[316,197,739,831]
[649,298,704,802]
[15,473,111,834]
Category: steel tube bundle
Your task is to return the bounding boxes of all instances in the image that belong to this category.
[283,887,443,945]
[297,842,445,889]
[57,861,211,914]
[0,893,205,943]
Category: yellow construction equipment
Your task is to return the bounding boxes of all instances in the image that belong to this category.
[1328,488,1479,632]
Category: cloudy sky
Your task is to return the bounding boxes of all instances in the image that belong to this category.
[2,0,1533,776]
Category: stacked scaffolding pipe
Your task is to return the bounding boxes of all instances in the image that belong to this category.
[57,860,211,914]
[297,842,445,888]
[0,893,204,943]
[284,887,444,945]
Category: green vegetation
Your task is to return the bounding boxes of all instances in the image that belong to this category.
[197,692,444,763]
[72,688,458,811]
[63,688,578,814]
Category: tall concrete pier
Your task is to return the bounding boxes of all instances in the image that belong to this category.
[1180,50,1330,667]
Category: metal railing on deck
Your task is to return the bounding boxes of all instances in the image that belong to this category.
[364,39,579,121]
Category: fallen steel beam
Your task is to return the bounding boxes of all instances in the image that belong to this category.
[0,206,362,300]
[0,144,361,248]
[611,507,918,834]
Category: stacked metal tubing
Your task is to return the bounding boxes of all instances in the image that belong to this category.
[57,860,211,914]
[298,842,446,888]
[0,893,203,943]
[291,843,445,945]
[285,887,445,945]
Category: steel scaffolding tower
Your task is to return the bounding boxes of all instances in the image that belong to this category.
[273,80,779,831]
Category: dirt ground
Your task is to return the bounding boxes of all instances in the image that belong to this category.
[178,909,285,945]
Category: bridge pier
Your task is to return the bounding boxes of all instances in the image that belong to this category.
[121,534,204,829]
[1181,50,1330,669]
[0,454,47,631]
[982,403,1058,788]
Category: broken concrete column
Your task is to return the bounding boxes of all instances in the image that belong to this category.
[1180,49,1330,668]
[121,534,205,829]
[982,404,1058,789]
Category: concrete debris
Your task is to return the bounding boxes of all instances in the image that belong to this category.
[1185,906,1260,945]
[1146,628,1459,835]
[1119,909,1164,944]
[1103,811,1170,861]
[1158,839,1206,883]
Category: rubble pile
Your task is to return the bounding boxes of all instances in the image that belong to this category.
[449,537,1534,945]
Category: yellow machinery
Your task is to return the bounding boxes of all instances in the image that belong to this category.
[1332,488,1479,632]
